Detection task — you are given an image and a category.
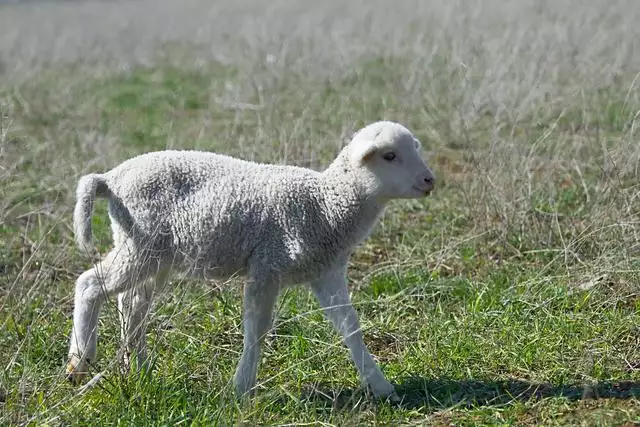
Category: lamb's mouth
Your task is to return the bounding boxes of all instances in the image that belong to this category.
[413,186,433,196]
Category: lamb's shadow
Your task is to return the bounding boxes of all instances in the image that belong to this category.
[299,376,640,411]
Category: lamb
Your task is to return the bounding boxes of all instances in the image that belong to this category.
[65,120,435,401]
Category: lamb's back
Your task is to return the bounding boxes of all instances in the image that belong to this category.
[103,150,325,272]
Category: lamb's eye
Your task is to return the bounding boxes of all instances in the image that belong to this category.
[383,152,396,161]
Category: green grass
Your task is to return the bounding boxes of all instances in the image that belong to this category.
[1,1,640,425]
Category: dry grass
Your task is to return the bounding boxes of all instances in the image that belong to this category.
[1,0,639,425]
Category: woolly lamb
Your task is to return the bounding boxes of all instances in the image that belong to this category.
[66,120,435,400]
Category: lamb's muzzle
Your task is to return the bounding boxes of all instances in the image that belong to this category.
[415,170,435,194]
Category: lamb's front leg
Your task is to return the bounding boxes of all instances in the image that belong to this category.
[233,271,279,398]
[311,265,399,401]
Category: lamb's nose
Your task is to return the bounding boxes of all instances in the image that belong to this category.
[423,174,435,187]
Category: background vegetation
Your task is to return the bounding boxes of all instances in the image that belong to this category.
[1,0,639,424]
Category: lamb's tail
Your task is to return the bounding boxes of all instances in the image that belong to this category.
[73,173,109,257]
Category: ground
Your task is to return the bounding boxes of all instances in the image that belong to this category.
[1,0,639,425]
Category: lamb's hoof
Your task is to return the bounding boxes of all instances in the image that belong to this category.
[65,358,89,385]
[66,365,88,385]
[385,391,401,403]
[234,387,254,402]
[373,389,401,403]
[233,380,257,403]
[371,382,400,403]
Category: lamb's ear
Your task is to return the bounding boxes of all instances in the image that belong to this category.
[350,141,378,164]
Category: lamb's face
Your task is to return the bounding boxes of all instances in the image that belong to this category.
[348,121,435,200]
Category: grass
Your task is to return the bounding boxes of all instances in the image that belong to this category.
[1,0,639,425]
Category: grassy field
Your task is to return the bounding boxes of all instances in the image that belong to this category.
[1,0,640,425]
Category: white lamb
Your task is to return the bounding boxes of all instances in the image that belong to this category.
[65,120,435,401]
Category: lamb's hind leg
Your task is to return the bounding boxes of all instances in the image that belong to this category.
[117,267,169,376]
[66,247,151,384]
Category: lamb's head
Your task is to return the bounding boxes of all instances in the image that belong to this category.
[346,121,435,201]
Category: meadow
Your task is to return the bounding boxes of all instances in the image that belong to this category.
[1,0,639,425]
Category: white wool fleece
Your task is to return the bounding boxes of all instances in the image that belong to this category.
[76,149,385,282]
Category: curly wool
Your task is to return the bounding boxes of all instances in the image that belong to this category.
[75,146,385,284]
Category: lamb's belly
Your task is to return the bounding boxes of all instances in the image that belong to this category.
[178,250,248,280]
[197,240,250,277]
[166,225,250,278]
[283,266,325,285]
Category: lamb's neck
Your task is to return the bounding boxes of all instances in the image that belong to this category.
[319,163,387,248]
